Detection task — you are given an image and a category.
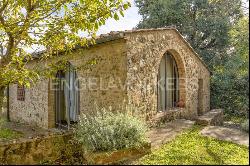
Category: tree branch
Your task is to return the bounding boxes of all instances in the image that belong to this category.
[0,15,14,59]
[200,38,217,50]
[28,0,69,28]
[0,0,8,14]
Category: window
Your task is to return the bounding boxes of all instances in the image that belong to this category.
[17,84,25,101]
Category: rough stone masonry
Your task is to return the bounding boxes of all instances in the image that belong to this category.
[8,28,210,129]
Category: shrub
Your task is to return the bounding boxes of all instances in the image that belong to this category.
[241,119,249,133]
[74,105,148,153]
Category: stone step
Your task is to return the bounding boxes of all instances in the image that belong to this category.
[195,109,224,126]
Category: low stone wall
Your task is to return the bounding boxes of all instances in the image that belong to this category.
[0,132,77,165]
[85,143,151,165]
[0,132,151,165]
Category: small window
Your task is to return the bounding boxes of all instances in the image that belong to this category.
[17,84,25,101]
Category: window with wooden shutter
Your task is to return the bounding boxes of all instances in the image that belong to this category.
[17,84,25,101]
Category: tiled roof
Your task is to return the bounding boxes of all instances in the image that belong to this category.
[96,27,210,72]
[32,27,176,57]
[32,27,210,72]
[95,27,177,44]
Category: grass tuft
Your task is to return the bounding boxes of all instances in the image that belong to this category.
[0,117,22,140]
[0,128,22,139]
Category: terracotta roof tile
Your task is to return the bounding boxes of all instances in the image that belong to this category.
[31,27,210,73]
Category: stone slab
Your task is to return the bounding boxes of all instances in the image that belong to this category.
[147,119,195,149]
[196,109,224,126]
[201,126,249,146]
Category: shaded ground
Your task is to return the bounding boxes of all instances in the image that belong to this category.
[224,113,247,124]
[0,117,23,141]
[201,126,249,146]
[223,121,242,130]
[135,126,249,165]
[0,116,65,145]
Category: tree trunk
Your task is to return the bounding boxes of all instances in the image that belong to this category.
[0,86,5,114]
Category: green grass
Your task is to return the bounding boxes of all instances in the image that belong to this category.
[0,128,22,139]
[138,126,249,165]
[0,117,22,140]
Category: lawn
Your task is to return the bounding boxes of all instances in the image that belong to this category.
[0,117,22,140]
[138,126,249,165]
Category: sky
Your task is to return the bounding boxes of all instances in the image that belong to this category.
[96,0,142,35]
[26,1,143,53]
[95,0,249,36]
[26,0,249,52]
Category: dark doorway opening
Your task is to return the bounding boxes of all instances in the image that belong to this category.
[198,79,204,115]
[54,63,80,129]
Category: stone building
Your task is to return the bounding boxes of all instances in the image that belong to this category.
[8,28,211,129]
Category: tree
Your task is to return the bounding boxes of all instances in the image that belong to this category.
[135,0,243,69]
[211,16,249,117]
[0,0,131,112]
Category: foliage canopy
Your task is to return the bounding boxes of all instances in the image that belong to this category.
[0,0,130,87]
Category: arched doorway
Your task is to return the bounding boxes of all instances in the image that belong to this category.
[54,63,80,129]
[157,52,179,111]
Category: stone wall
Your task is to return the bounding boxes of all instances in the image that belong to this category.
[0,133,76,164]
[0,132,150,165]
[124,29,210,120]
[8,29,210,128]
[9,80,49,128]
[9,39,128,129]
[46,39,128,127]
[197,58,210,115]
[68,39,128,114]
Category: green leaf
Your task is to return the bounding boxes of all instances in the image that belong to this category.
[114,13,119,20]
[119,11,124,17]
[0,0,130,87]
